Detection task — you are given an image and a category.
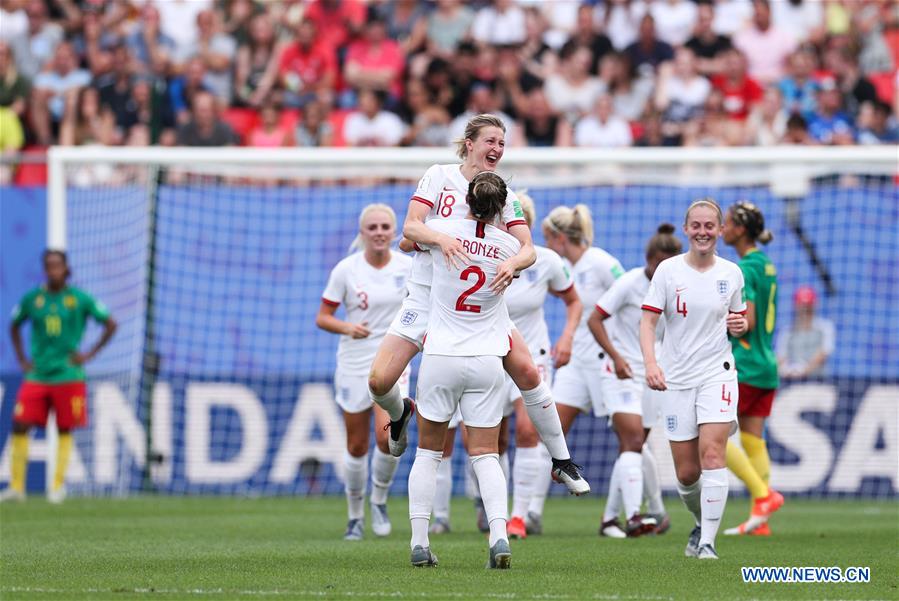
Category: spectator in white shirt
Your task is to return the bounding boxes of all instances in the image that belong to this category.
[471,0,527,47]
[343,88,407,147]
[772,0,824,45]
[650,0,698,47]
[544,40,605,124]
[655,47,711,144]
[574,93,633,147]
[602,0,646,51]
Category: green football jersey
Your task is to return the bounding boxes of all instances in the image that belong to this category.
[11,286,110,383]
[730,249,779,389]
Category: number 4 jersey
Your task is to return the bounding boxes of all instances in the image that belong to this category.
[421,219,521,357]
[642,254,746,389]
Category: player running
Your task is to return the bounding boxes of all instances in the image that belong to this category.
[504,192,583,539]
[407,172,519,569]
[588,224,682,538]
[316,204,413,541]
[640,199,748,560]
[1,250,116,503]
[368,114,588,495]
[721,201,784,536]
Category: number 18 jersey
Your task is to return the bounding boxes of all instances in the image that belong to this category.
[408,163,527,288]
[422,219,521,357]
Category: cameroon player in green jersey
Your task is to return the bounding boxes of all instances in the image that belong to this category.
[721,202,783,536]
[0,250,116,503]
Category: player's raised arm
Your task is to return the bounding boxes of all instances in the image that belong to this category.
[403,176,469,269]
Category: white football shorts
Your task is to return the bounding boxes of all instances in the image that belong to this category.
[386,281,430,349]
[417,354,506,428]
[552,363,607,417]
[659,373,739,441]
[335,363,410,414]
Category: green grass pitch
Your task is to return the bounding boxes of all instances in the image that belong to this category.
[1,495,896,600]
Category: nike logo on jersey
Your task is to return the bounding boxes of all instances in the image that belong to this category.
[542,403,552,409]
[676,287,688,293]
[705,498,722,503]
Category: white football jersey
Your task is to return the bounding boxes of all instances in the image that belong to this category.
[322,250,413,372]
[506,245,574,356]
[642,254,746,389]
[596,267,664,380]
[408,163,528,288]
[567,247,625,367]
[423,219,521,356]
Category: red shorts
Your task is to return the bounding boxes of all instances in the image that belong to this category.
[14,381,88,430]
[737,383,776,418]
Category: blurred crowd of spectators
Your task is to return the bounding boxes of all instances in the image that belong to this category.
[0,0,897,171]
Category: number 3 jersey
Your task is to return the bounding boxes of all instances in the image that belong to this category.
[422,219,521,357]
[408,163,528,289]
[642,254,746,389]
[321,250,413,372]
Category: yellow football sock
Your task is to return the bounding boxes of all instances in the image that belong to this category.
[11,432,28,493]
[726,439,768,500]
[741,431,771,487]
[53,432,73,491]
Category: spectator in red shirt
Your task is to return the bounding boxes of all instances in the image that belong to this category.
[304,0,366,58]
[343,17,405,107]
[711,47,764,121]
[278,19,337,109]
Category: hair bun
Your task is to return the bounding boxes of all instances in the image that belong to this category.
[657,223,676,235]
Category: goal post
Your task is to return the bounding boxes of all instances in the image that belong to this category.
[43,145,897,498]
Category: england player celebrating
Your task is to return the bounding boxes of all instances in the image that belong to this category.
[588,224,682,538]
[316,204,413,541]
[721,201,784,536]
[407,172,520,569]
[368,114,588,495]
[640,199,749,560]
[504,192,583,539]
[532,204,622,522]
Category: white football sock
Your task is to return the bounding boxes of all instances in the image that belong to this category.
[528,443,552,516]
[408,448,442,549]
[344,451,368,520]
[499,451,510,484]
[512,446,539,518]
[471,453,508,546]
[369,383,404,421]
[700,468,728,547]
[676,477,703,525]
[370,447,399,505]
[520,382,570,460]
[433,454,453,520]
[619,451,643,518]
[603,457,623,522]
[465,456,480,499]
[642,443,665,515]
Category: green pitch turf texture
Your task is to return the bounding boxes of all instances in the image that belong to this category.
[1,496,896,600]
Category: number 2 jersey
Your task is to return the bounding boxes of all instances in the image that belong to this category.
[642,254,746,389]
[408,163,528,289]
[321,250,413,372]
[422,219,521,357]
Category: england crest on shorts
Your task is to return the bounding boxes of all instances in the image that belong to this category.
[401,310,418,326]
[717,280,729,296]
[666,415,677,432]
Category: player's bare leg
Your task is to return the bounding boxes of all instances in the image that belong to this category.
[504,333,589,495]
[369,334,419,456]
